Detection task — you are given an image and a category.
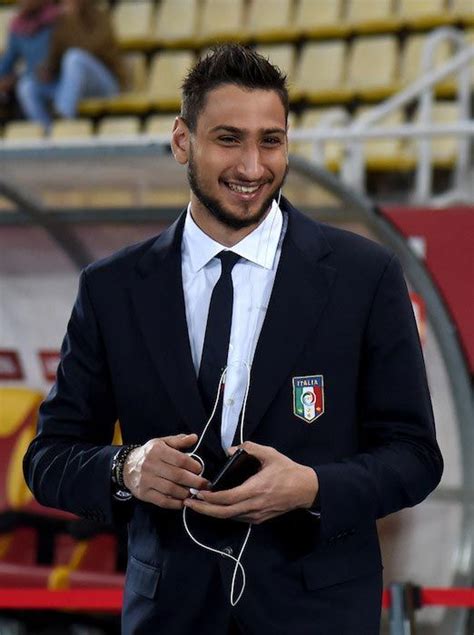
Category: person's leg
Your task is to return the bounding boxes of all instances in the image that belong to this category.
[16,74,56,130]
[54,47,120,119]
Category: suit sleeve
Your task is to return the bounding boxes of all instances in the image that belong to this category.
[23,269,122,525]
[313,254,443,541]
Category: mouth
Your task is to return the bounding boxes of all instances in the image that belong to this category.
[222,180,267,201]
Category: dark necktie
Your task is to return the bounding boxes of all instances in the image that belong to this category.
[198,251,241,415]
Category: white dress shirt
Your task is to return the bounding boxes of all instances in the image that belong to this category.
[181,200,285,450]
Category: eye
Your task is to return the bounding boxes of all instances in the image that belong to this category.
[262,137,283,146]
[218,135,239,145]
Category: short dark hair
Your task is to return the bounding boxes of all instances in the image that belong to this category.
[181,44,289,132]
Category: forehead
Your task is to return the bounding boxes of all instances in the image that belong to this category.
[196,84,286,133]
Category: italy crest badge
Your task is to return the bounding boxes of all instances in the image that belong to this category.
[292,375,324,423]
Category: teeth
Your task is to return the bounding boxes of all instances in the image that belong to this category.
[227,183,260,194]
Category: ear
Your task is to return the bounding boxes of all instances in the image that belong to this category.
[171,116,190,165]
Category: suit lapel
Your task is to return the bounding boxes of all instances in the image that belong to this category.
[131,212,224,460]
[241,200,337,441]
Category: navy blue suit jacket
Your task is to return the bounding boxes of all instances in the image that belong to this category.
[24,199,443,634]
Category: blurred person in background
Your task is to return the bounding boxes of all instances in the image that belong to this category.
[18,0,125,131]
[0,0,59,119]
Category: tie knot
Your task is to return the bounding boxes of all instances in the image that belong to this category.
[217,251,240,275]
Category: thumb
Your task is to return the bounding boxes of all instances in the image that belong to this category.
[165,433,198,449]
[230,441,272,461]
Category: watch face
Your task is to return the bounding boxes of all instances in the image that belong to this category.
[113,488,133,502]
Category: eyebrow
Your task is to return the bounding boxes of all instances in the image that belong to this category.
[209,125,286,136]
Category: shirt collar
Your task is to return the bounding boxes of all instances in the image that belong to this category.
[183,200,283,273]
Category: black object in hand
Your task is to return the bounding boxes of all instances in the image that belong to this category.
[209,448,261,492]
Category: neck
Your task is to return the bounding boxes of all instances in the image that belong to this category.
[189,193,272,247]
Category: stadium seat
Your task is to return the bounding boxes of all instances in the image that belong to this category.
[291,41,352,104]
[291,108,347,171]
[400,34,455,97]
[346,0,401,34]
[3,122,44,141]
[152,0,198,48]
[198,0,246,45]
[0,7,15,52]
[0,534,124,590]
[246,0,295,43]
[0,388,43,513]
[255,44,296,86]
[144,114,178,137]
[82,52,149,116]
[112,0,154,50]
[148,50,195,110]
[354,107,415,171]
[412,101,460,168]
[452,0,474,25]
[97,116,141,138]
[50,120,93,140]
[292,0,348,38]
[347,35,399,101]
[398,0,452,29]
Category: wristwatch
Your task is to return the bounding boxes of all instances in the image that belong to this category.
[111,444,140,502]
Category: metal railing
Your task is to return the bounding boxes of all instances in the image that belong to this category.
[290,29,474,205]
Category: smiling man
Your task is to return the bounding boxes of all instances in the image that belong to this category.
[24,45,443,635]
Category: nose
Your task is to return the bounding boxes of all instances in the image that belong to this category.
[236,143,265,181]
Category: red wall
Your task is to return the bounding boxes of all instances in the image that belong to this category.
[383,206,474,375]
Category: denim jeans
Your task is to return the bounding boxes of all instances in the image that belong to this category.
[16,47,120,130]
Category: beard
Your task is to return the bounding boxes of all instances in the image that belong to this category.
[187,149,288,230]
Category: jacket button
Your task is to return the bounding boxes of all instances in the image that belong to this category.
[222,546,234,557]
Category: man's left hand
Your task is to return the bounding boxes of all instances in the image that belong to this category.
[183,441,319,524]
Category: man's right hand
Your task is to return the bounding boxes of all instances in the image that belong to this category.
[123,434,209,510]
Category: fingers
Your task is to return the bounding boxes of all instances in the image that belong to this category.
[124,434,210,509]
[156,460,208,490]
[184,496,262,520]
[196,477,258,505]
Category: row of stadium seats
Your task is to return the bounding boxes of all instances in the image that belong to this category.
[0,387,125,589]
[1,0,473,54]
[0,101,462,172]
[70,30,472,117]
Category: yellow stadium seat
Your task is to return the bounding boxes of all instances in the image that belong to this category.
[0,388,43,438]
[255,44,296,85]
[291,41,352,104]
[50,120,93,139]
[292,108,347,171]
[112,0,154,49]
[3,122,44,141]
[198,0,246,45]
[354,107,415,171]
[293,0,348,38]
[246,0,295,43]
[0,8,15,52]
[144,114,179,136]
[97,116,141,138]
[398,0,452,29]
[152,0,198,47]
[347,36,399,101]
[400,34,456,97]
[0,388,43,511]
[148,50,195,110]
[88,53,149,115]
[346,0,401,34]
[412,101,461,168]
[85,189,135,207]
[452,0,474,25]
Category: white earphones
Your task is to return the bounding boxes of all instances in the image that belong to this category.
[183,191,283,605]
